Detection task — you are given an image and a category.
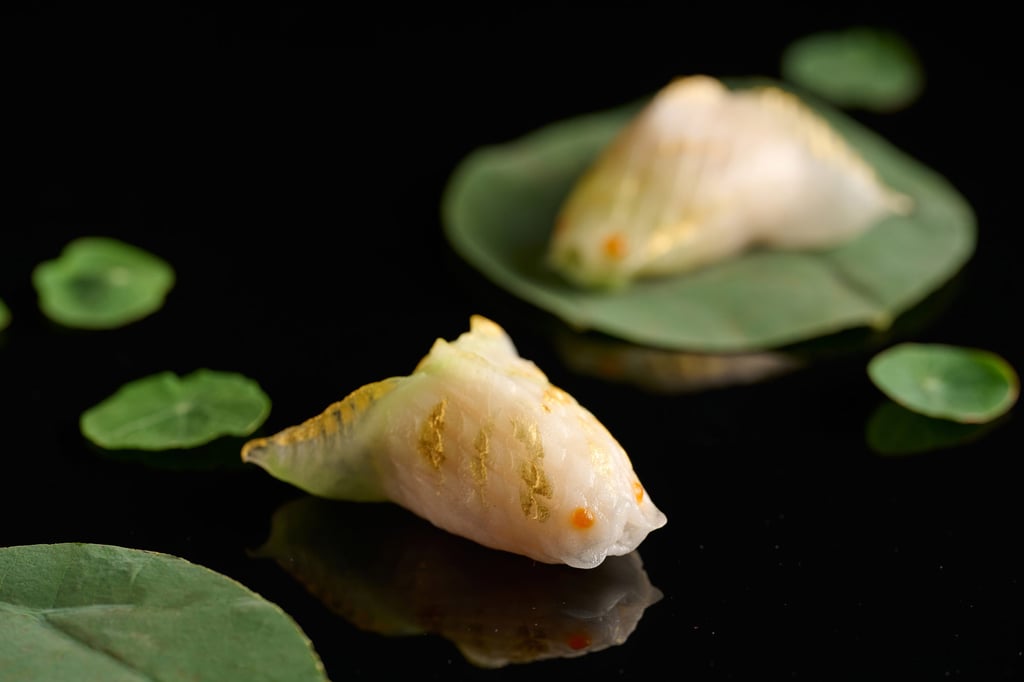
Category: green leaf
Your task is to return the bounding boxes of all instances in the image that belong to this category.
[867,343,1019,423]
[251,495,663,669]
[0,543,327,682]
[441,78,975,352]
[81,369,272,450]
[0,297,9,332]
[781,26,924,112]
[32,236,175,329]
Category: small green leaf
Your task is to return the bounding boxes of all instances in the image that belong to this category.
[867,343,1019,423]
[32,236,175,329]
[442,78,975,352]
[781,26,924,112]
[81,369,272,450]
[0,543,328,682]
[0,297,9,331]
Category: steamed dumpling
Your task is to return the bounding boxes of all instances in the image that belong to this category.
[241,315,667,569]
[547,74,913,289]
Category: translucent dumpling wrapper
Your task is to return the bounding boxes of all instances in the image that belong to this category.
[241,315,667,569]
[547,74,914,289]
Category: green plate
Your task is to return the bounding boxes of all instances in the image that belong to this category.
[442,78,975,353]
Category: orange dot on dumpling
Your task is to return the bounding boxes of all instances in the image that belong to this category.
[567,632,592,650]
[571,507,595,529]
[602,233,627,259]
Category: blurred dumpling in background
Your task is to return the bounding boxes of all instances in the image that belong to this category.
[547,75,913,289]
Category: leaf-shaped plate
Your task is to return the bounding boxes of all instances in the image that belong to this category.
[0,543,327,682]
[442,77,975,353]
[80,369,272,450]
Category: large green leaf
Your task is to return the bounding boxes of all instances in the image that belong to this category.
[442,78,975,353]
[0,297,9,332]
[0,543,327,682]
[81,369,272,450]
[32,236,175,329]
[550,262,965,393]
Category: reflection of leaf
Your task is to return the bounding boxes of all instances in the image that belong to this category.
[32,236,175,329]
[442,77,974,352]
[781,26,924,112]
[81,369,272,450]
[553,327,803,393]
[86,434,255,471]
[866,400,999,456]
[0,543,328,682]
[250,496,663,669]
[868,343,1019,423]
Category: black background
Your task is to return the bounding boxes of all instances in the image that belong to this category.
[2,4,1022,680]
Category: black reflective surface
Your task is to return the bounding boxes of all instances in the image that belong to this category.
[4,6,1022,680]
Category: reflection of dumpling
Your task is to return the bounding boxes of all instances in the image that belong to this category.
[250,496,664,668]
[553,327,803,394]
[242,315,666,569]
[548,75,913,289]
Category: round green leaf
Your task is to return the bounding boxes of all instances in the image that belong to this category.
[781,26,924,112]
[867,343,1019,423]
[81,369,272,450]
[441,78,975,352]
[0,543,327,682]
[0,297,9,332]
[33,236,175,329]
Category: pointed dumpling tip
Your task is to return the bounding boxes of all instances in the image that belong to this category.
[665,74,727,98]
[469,314,503,335]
